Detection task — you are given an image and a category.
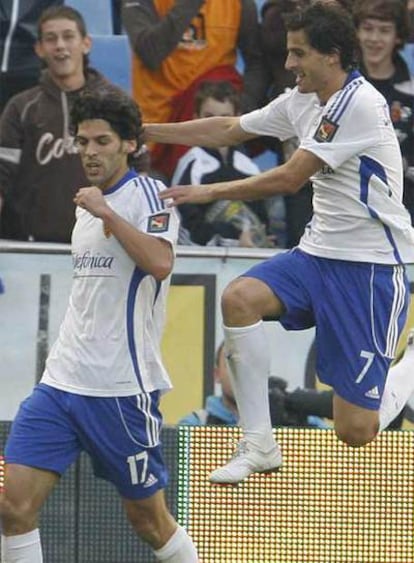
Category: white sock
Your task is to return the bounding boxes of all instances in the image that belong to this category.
[153,525,198,562]
[379,344,414,431]
[1,530,43,563]
[224,321,276,451]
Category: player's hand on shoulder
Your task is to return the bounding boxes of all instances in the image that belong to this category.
[158,184,214,206]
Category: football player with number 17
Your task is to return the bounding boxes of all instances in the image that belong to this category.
[0,90,199,563]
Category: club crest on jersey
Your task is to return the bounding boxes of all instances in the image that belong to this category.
[148,213,170,233]
[314,117,338,143]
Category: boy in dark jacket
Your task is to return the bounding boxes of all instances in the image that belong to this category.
[172,80,273,248]
[0,0,64,113]
[354,0,414,222]
[0,5,143,243]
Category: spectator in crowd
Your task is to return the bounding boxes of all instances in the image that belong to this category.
[0,6,98,242]
[0,89,199,563]
[179,342,239,425]
[172,80,274,247]
[179,341,334,428]
[0,0,63,114]
[122,0,268,180]
[0,5,148,243]
[0,5,96,241]
[354,0,414,223]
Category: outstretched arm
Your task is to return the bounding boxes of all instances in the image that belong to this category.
[159,148,324,205]
[144,116,256,148]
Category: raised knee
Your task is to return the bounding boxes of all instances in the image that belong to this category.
[221,282,252,320]
[335,423,378,448]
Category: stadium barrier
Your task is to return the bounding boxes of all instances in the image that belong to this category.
[1,424,413,562]
[178,426,413,563]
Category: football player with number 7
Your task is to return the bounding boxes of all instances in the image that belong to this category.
[146,2,414,485]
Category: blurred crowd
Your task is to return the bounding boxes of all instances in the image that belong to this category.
[0,0,413,248]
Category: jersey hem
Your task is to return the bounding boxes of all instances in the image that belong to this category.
[298,242,405,265]
[40,377,172,397]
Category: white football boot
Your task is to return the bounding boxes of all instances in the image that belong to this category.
[209,439,282,484]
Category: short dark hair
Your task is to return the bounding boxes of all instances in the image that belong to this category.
[37,6,88,39]
[194,80,241,116]
[285,2,358,70]
[353,0,411,46]
[71,90,143,163]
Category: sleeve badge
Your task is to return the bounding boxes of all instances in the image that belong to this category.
[313,117,338,143]
[147,213,170,233]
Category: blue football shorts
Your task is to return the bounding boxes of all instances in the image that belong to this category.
[244,248,410,410]
[5,383,168,499]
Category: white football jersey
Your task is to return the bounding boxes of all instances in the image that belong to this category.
[240,71,414,264]
[42,171,179,397]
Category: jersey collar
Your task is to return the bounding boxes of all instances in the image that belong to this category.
[344,69,362,87]
[104,169,137,195]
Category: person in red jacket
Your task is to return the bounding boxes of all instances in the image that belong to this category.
[122,0,268,180]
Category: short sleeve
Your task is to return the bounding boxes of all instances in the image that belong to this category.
[133,176,179,247]
[300,87,388,170]
[240,90,297,141]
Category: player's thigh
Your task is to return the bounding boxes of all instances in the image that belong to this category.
[333,393,379,447]
[221,249,316,324]
[222,275,285,324]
